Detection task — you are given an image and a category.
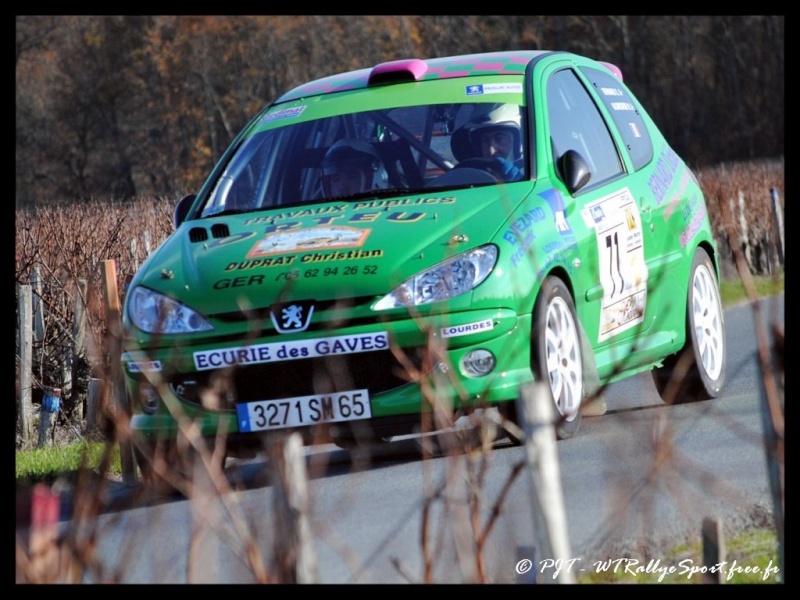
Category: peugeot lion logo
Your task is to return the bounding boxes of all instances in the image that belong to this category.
[270,302,315,334]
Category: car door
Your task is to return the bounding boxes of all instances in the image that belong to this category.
[579,64,698,336]
[538,62,656,377]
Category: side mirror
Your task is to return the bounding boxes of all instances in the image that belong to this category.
[173,194,196,229]
[558,150,591,194]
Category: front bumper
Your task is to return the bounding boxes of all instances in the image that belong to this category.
[123,308,534,443]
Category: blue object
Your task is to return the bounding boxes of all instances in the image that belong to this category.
[42,389,61,413]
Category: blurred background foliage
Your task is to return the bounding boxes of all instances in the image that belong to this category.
[15,15,784,208]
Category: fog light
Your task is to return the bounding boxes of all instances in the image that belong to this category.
[138,384,160,414]
[461,349,496,377]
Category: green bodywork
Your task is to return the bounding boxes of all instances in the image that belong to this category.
[122,51,718,443]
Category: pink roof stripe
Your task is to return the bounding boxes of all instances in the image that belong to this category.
[276,51,547,102]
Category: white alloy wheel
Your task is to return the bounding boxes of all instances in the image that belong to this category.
[532,277,584,439]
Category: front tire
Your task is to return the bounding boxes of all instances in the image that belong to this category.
[652,248,726,403]
[133,434,227,495]
[532,277,584,439]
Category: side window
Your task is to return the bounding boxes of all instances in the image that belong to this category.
[580,66,654,171]
[546,68,624,189]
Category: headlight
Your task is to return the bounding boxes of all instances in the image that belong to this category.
[374,244,498,310]
[127,286,213,334]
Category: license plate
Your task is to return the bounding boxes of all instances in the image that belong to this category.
[236,389,372,433]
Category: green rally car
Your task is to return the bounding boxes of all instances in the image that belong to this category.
[122,50,726,473]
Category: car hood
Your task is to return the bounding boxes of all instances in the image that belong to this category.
[134,186,530,314]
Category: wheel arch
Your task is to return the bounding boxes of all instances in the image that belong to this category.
[697,239,721,281]
[534,264,576,306]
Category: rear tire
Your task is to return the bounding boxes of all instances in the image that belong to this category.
[652,248,726,403]
[531,277,584,439]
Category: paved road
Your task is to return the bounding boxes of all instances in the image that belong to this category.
[47,295,784,583]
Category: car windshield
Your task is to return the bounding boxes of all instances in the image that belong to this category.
[199,101,527,217]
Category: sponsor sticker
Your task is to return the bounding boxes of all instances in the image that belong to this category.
[580,187,649,342]
[260,106,307,123]
[247,226,371,258]
[127,360,163,373]
[610,101,636,111]
[465,83,523,95]
[441,318,494,338]
[193,331,390,371]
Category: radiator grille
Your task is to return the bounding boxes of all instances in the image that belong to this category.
[168,347,427,410]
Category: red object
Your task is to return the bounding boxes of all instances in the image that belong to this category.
[31,483,60,528]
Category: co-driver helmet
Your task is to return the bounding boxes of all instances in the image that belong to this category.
[458,103,523,161]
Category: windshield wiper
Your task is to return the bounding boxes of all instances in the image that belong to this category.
[202,207,252,218]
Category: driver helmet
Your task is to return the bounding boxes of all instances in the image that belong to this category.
[465,103,523,161]
[321,139,388,197]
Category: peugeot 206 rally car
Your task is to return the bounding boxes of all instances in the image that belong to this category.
[122,50,726,477]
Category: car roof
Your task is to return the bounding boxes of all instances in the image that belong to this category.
[274,50,555,104]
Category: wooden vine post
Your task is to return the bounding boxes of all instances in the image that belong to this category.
[102,259,138,484]
[18,284,34,445]
[71,278,88,420]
